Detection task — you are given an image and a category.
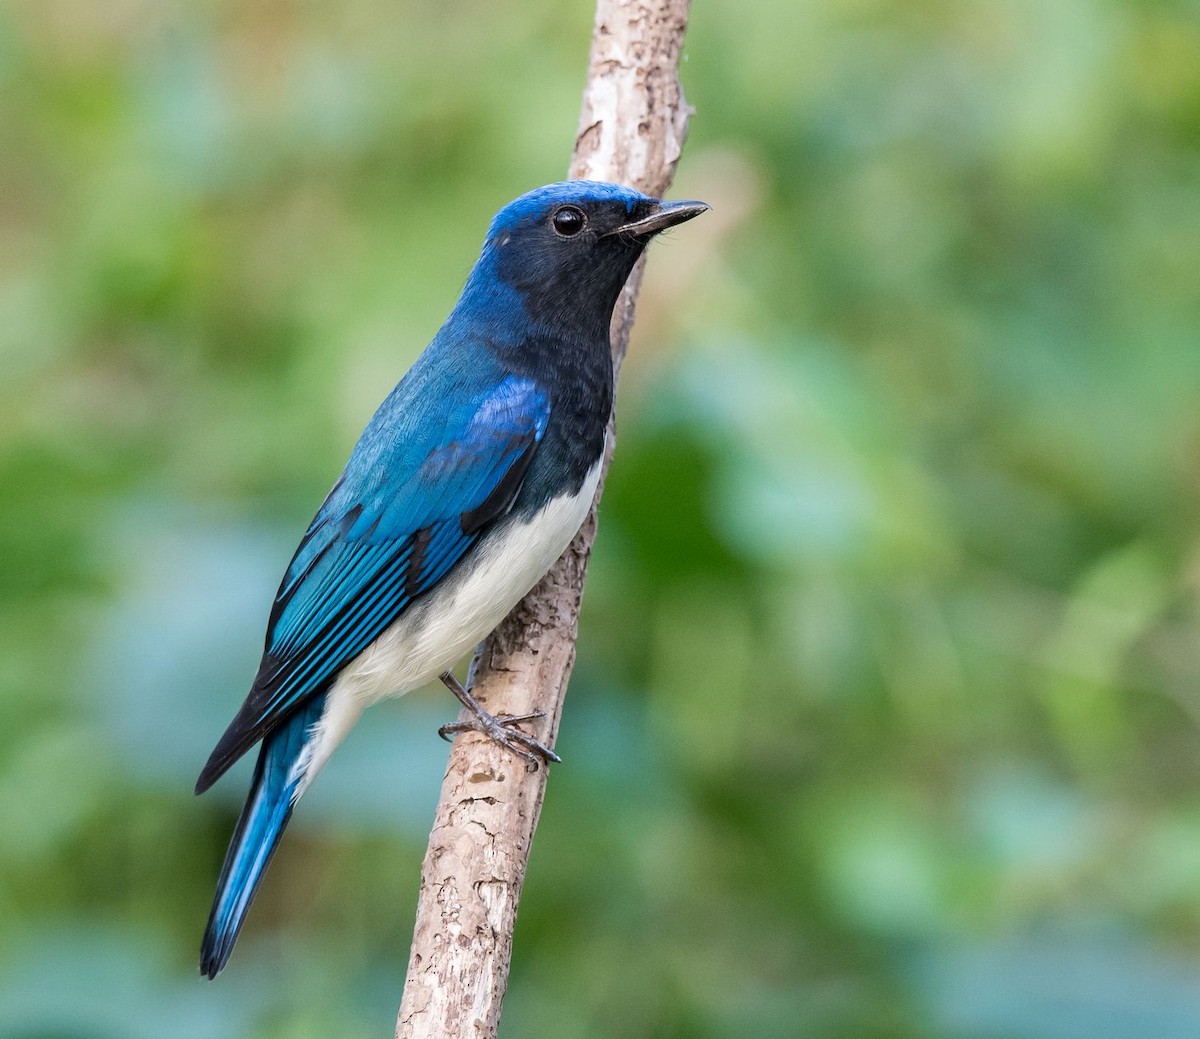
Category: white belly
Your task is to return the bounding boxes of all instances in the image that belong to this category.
[291,457,602,792]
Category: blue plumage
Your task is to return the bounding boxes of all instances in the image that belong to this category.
[200,692,327,978]
[196,181,706,977]
[198,374,550,781]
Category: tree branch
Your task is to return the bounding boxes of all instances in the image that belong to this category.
[395,3,694,1036]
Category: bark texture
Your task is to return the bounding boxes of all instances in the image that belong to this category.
[395,3,693,1036]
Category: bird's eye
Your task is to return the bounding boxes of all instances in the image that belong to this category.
[552,206,586,237]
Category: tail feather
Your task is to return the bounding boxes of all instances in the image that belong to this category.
[199,693,326,979]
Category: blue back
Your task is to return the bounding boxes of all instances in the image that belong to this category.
[196,364,550,790]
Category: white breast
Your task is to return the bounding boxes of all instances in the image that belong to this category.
[291,455,603,793]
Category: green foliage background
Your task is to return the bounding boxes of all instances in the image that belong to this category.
[3,0,1200,1035]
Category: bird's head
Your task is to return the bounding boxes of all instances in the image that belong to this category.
[465,181,708,335]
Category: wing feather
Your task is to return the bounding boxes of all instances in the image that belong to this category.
[195,374,550,793]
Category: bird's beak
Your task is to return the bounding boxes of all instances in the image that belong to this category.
[606,199,710,238]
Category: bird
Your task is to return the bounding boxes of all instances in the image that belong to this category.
[194,180,707,977]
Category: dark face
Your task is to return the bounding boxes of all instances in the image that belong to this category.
[487,186,708,334]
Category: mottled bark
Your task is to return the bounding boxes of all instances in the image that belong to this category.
[395,2,694,1036]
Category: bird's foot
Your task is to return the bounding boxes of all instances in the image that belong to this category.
[437,711,561,770]
[437,672,561,771]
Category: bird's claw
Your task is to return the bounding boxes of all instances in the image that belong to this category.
[437,709,561,771]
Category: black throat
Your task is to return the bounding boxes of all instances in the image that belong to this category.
[457,229,649,517]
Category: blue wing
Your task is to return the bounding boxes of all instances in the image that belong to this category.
[196,374,550,792]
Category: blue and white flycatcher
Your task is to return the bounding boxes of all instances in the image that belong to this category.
[195,180,707,977]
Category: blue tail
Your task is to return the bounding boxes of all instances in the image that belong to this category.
[199,693,326,979]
